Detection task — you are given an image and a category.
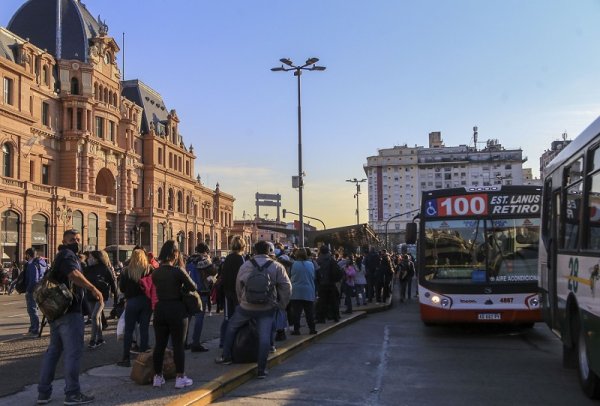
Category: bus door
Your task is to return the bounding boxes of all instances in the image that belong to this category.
[548,188,560,330]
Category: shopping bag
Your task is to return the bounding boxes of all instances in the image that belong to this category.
[116,309,126,341]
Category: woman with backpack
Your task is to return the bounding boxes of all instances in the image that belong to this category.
[152,240,197,389]
[117,248,153,367]
[84,250,117,349]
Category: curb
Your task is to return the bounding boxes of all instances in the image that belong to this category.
[169,299,392,406]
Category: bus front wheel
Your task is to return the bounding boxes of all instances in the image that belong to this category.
[575,313,600,399]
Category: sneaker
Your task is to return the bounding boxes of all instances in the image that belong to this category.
[116,359,131,367]
[87,341,97,349]
[37,393,51,404]
[64,392,94,405]
[153,374,165,388]
[24,331,38,337]
[214,356,232,365]
[190,344,209,353]
[309,330,318,335]
[95,339,105,348]
[256,370,268,379]
[269,346,277,354]
[175,375,193,389]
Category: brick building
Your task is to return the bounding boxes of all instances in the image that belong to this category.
[0,0,234,263]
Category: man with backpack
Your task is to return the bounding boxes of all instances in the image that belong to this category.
[215,240,291,379]
[37,229,102,405]
[23,248,47,336]
[186,243,216,352]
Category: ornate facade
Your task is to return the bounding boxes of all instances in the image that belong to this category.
[0,0,234,263]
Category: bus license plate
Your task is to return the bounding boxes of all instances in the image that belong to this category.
[478,313,501,320]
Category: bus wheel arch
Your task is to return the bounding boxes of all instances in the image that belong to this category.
[573,309,600,398]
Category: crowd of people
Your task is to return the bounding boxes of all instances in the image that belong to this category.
[20,229,416,405]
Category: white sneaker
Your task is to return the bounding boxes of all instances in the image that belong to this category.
[153,374,165,388]
[175,375,193,389]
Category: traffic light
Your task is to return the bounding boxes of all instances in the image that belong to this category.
[282,209,286,218]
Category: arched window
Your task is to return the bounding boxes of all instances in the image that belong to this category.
[42,66,50,86]
[157,188,163,209]
[2,143,12,177]
[168,189,174,211]
[31,214,48,256]
[103,88,108,103]
[1,210,20,261]
[72,210,83,233]
[177,191,183,212]
[71,77,79,95]
[87,213,98,250]
[140,221,151,247]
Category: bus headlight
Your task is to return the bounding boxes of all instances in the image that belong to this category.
[430,295,451,308]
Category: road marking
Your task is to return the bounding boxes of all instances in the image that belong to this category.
[368,324,390,406]
[7,314,27,318]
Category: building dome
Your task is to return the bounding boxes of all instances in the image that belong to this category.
[7,0,105,62]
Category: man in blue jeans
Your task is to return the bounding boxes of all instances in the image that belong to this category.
[215,240,291,378]
[37,229,103,405]
[24,248,46,336]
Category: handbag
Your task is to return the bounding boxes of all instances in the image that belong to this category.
[182,288,202,316]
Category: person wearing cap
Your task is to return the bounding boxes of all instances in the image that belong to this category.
[185,243,216,352]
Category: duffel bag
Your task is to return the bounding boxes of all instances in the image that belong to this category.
[130,349,176,385]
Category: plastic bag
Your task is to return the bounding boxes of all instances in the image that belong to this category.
[116,309,126,341]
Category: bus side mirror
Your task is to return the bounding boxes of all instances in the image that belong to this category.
[405,222,417,244]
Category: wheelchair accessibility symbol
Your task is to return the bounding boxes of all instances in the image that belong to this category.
[425,200,437,216]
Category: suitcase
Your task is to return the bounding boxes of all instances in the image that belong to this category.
[130,349,177,384]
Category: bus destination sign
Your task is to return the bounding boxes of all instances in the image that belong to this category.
[425,194,541,217]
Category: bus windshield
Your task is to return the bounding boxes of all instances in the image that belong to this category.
[422,218,540,284]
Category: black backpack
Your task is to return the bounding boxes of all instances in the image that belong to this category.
[243,259,274,305]
[15,270,27,294]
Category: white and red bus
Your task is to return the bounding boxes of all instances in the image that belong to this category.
[539,116,600,398]
[413,186,542,325]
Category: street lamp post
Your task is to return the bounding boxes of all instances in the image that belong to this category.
[271,57,326,247]
[346,178,367,225]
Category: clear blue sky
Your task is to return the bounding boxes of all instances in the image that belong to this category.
[3,0,600,228]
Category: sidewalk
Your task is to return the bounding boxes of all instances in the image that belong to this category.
[0,299,392,406]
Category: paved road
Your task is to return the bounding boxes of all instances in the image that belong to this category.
[0,293,224,398]
[215,298,595,406]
